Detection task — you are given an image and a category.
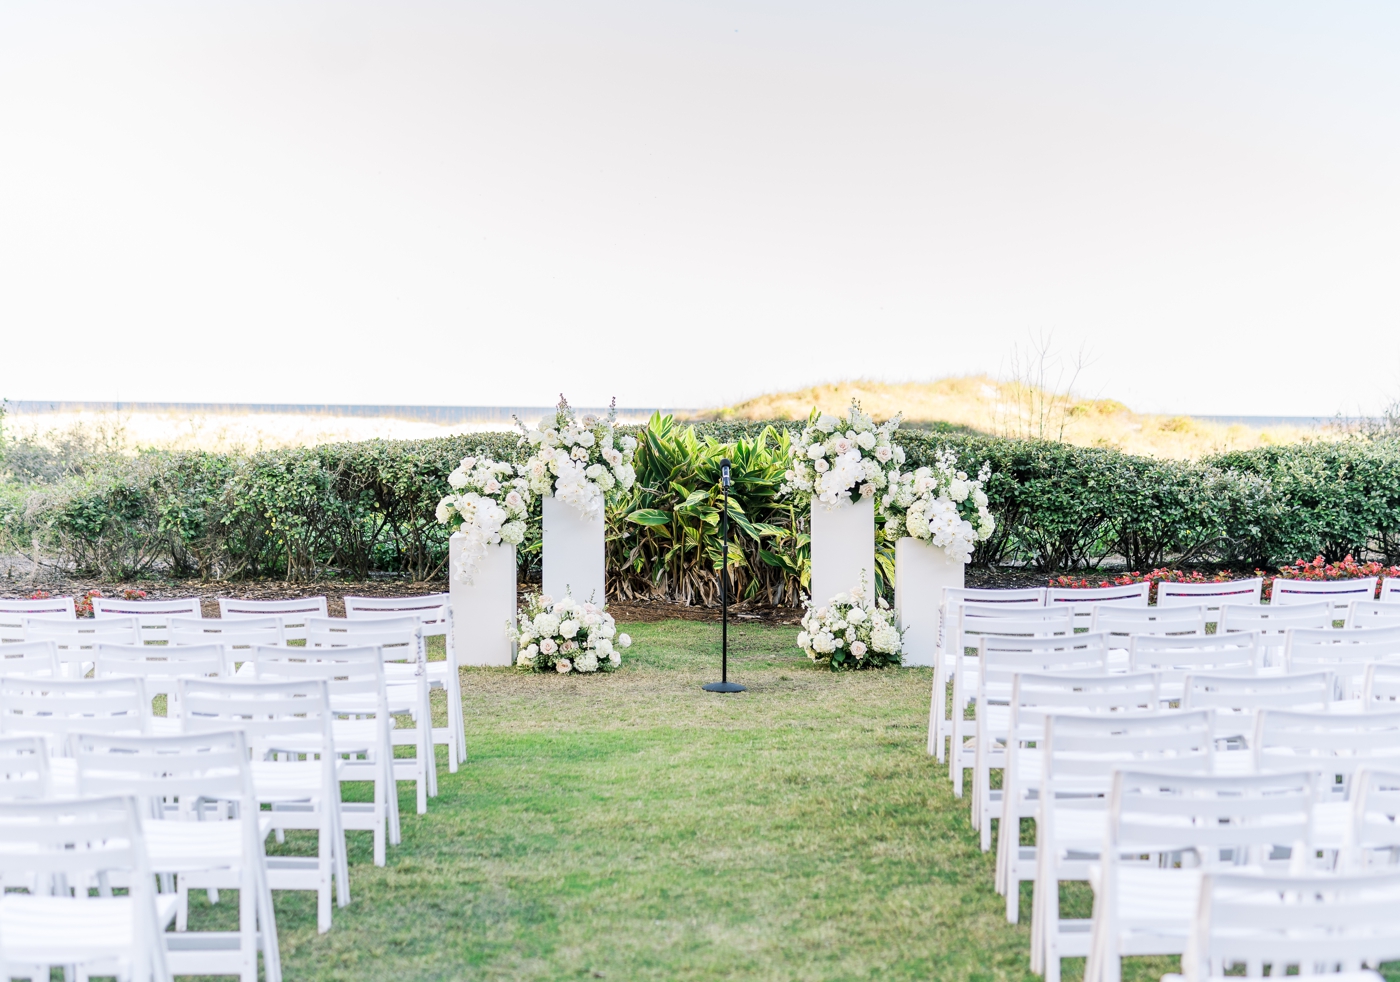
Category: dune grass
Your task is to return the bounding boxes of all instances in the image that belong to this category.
[185,619,1361,982]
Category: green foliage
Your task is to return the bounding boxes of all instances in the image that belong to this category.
[7,413,1400,592]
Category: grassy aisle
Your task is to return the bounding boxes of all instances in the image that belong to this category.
[206,620,1185,981]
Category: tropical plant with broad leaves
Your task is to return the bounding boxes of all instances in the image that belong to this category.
[607,414,808,605]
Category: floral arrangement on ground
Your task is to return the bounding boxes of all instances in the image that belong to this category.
[435,455,532,584]
[518,396,636,520]
[514,593,632,674]
[781,401,903,508]
[881,447,995,563]
[797,576,904,671]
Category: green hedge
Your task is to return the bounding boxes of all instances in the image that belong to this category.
[3,418,1398,598]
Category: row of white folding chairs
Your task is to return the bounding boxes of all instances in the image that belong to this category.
[931,601,1400,765]
[0,630,438,815]
[983,705,1400,980]
[2,605,464,780]
[0,733,283,981]
[0,673,399,938]
[1085,768,1400,982]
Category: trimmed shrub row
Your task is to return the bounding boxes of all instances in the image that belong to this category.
[3,418,1399,597]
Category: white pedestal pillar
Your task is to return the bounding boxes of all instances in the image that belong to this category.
[894,536,965,667]
[542,494,606,605]
[450,534,517,667]
[808,495,875,608]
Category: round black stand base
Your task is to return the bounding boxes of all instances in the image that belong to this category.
[702,681,747,693]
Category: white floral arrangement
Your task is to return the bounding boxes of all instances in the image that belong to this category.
[781,401,905,508]
[796,575,904,671]
[513,593,632,674]
[880,448,995,564]
[435,455,532,584]
[518,396,637,521]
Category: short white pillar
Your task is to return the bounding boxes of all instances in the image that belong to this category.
[450,534,518,667]
[808,495,875,608]
[541,494,606,605]
[894,536,965,667]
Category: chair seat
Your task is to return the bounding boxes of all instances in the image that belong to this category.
[0,893,179,961]
[250,760,337,802]
[144,817,275,873]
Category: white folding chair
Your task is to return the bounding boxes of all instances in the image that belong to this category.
[1272,576,1379,619]
[217,596,328,643]
[1047,582,1150,631]
[969,632,1110,843]
[23,615,142,678]
[1091,605,1207,646]
[0,676,150,750]
[169,615,284,671]
[1345,768,1400,873]
[1346,599,1400,629]
[1129,634,1261,703]
[94,595,203,643]
[1219,602,1332,667]
[994,671,1160,923]
[1362,663,1400,712]
[934,604,1075,765]
[0,734,50,799]
[940,586,1046,650]
[344,593,466,769]
[0,795,174,982]
[0,640,58,678]
[93,642,225,731]
[931,590,1048,756]
[74,730,282,982]
[1254,710,1400,835]
[1157,578,1264,630]
[1380,579,1400,603]
[0,595,75,644]
[179,678,348,934]
[306,615,437,811]
[1182,671,1333,745]
[1284,625,1400,700]
[1085,768,1316,982]
[251,643,401,866]
[1030,710,1216,982]
[1171,869,1400,981]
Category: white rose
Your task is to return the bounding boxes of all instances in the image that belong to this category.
[816,414,839,433]
[859,483,874,498]
[856,431,876,450]
[850,640,867,658]
[560,619,580,639]
[973,488,988,508]
[483,479,502,495]
[505,491,524,510]
[517,648,536,668]
[571,446,589,461]
[448,466,469,489]
[608,650,621,666]
[833,437,852,455]
[435,497,455,523]
[617,633,632,648]
[578,431,596,447]
[875,445,893,463]
[807,443,826,460]
[539,637,558,655]
[813,458,829,473]
[846,606,867,624]
[556,658,572,673]
[585,463,606,480]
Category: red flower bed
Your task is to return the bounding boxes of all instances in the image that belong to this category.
[1051,555,1400,603]
[30,587,148,617]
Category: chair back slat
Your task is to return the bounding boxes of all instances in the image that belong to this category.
[0,640,59,679]
[1272,576,1379,617]
[217,596,328,642]
[0,676,150,745]
[1254,709,1400,795]
[0,597,77,642]
[0,734,51,799]
[1091,603,1207,638]
[1046,582,1149,630]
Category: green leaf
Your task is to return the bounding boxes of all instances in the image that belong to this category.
[625,509,673,527]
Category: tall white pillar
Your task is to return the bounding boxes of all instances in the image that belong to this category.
[808,495,875,609]
[450,534,518,667]
[541,494,606,605]
[894,536,965,667]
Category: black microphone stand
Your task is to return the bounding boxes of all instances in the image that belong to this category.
[703,457,746,693]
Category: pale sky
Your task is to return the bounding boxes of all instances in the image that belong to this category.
[2,2,1397,415]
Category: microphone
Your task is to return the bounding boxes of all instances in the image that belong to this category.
[720,458,732,488]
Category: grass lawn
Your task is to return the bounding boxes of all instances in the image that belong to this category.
[186,619,1362,982]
